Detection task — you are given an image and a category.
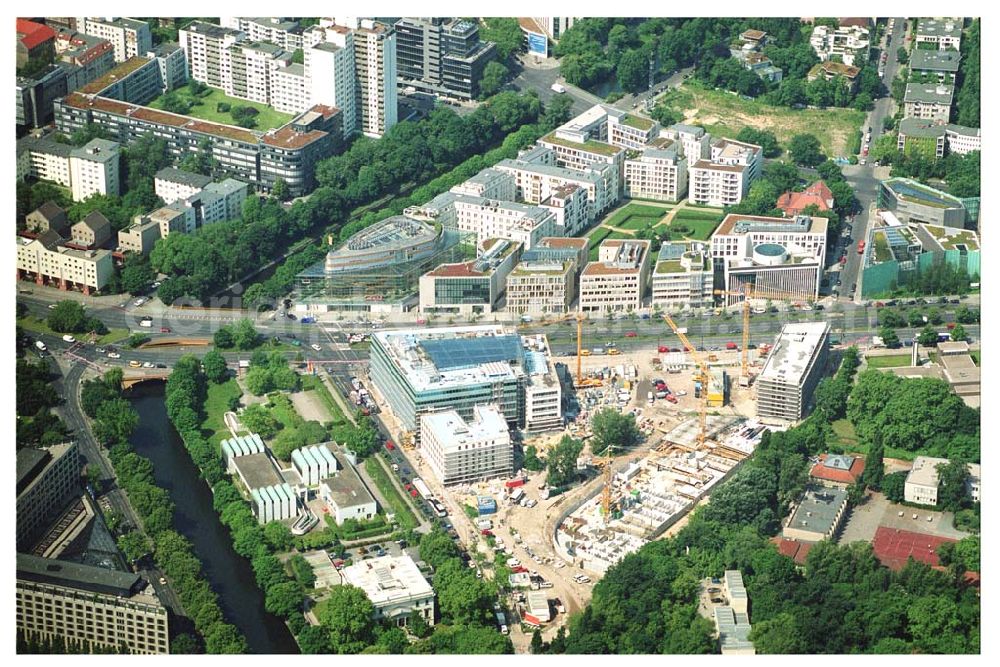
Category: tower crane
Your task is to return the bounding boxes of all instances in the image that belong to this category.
[662,312,712,447]
[712,285,819,385]
[534,312,599,388]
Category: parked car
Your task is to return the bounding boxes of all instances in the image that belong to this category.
[62,334,76,343]
[311,343,323,352]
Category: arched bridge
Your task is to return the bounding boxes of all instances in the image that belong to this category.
[122,371,172,389]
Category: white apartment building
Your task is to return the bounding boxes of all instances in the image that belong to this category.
[688,138,762,207]
[606,109,659,150]
[453,196,557,250]
[68,138,120,202]
[661,123,712,165]
[80,17,152,63]
[221,17,305,51]
[650,243,714,309]
[539,105,626,197]
[179,22,243,90]
[579,239,651,313]
[340,555,435,627]
[539,183,589,236]
[495,157,615,222]
[711,213,828,271]
[809,24,870,67]
[154,167,212,204]
[756,322,830,422]
[19,137,73,188]
[227,41,292,105]
[903,83,954,122]
[904,456,981,506]
[17,236,114,294]
[915,18,963,51]
[449,167,517,201]
[306,36,357,136]
[624,141,688,202]
[351,18,398,138]
[421,404,513,485]
[270,63,309,114]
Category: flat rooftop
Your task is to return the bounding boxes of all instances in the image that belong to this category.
[906,456,980,490]
[79,55,153,95]
[758,322,829,386]
[495,159,602,184]
[155,167,213,189]
[715,213,827,237]
[17,553,144,599]
[422,405,509,452]
[340,554,433,607]
[909,49,961,72]
[916,18,963,38]
[785,484,847,539]
[904,83,954,106]
[321,449,375,509]
[373,325,556,393]
[541,130,623,158]
[233,452,283,490]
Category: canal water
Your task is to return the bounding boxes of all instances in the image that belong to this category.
[128,385,299,654]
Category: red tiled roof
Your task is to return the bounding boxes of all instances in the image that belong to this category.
[770,537,814,565]
[426,261,484,278]
[17,18,55,50]
[809,453,866,485]
[872,527,956,571]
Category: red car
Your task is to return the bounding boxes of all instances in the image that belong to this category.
[385,441,395,451]
[658,345,669,353]
[625,331,637,338]
[481,529,494,536]
[160,327,171,333]
[409,489,418,498]
[511,566,529,574]
[946,322,956,330]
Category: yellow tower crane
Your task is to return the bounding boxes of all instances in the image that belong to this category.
[712,285,819,385]
[663,312,712,447]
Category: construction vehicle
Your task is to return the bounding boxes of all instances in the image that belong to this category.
[712,285,819,387]
[538,312,602,387]
[663,313,711,447]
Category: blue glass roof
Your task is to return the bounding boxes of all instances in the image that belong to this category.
[421,335,524,371]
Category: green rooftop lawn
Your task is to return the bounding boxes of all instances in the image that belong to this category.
[621,114,655,130]
[873,232,894,263]
[666,211,723,241]
[655,259,686,274]
[148,83,294,131]
[542,131,622,157]
[865,353,915,368]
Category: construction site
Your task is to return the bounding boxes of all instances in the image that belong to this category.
[553,416,768,574]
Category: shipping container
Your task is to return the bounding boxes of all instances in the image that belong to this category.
[505,478,526,489]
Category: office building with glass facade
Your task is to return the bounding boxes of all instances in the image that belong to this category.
[369,325,563,436]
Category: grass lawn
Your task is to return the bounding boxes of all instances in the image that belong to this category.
[830,419,859,447]
[606,203,668,231]
[866,354,916,368]
[659,82,866,158]
[268,393,302,430]
[148,83,293,131]
[365,457,419,531]
[18,315,129,346]
[300,374,348,426]
[202,379,243,450]
[667,212,723,241]
[971,350,980,365]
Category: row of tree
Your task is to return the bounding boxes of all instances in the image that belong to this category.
[164,354,314,651]
[84,367,244,653]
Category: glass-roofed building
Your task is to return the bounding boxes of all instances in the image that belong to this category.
[294,215,471,313]
[369,324,563,436]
